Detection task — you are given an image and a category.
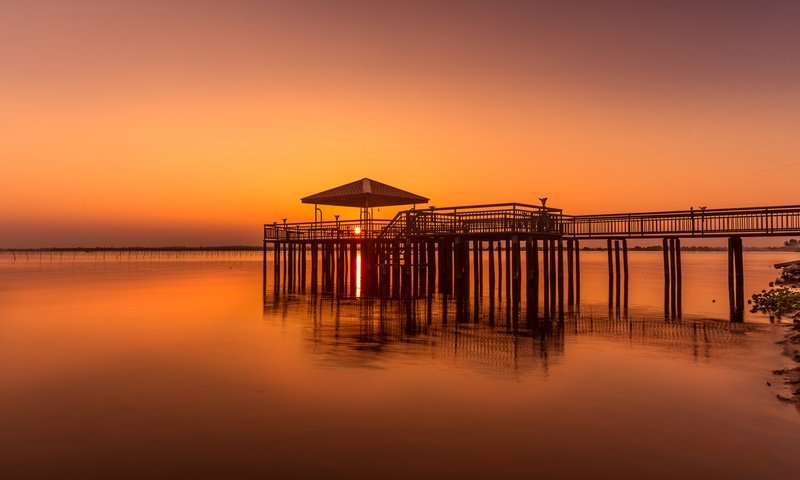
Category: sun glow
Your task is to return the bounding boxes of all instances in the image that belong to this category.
[354,226,361,235]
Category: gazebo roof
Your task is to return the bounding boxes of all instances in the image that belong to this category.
[301,178,429,208]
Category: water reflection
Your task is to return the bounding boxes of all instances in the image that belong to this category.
[264,294,765,377]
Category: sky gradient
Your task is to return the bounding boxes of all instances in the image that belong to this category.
[2,0,800,247]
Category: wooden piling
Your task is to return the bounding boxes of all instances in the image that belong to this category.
[392,242,401,297]
[300,243,307,292]
[402,239,411,298]
[310,242,318,294]
[566,239,574,307]
[727,237,735,318]
[733,236,745,321]
[473,240,480,306]
[262,239,268,298]
[454,237,464,318]
[462,238,470,318]
[574,240,581,305]
[497,241,503,303]
[420,241,427,297]
[542,239,550,316]
[607,239,614,308]
[284,242,290,292]
[274,241,281,294]
[669,238,677,318]
[446,238,452,296]
[290,243,296,292]
[527,238,539,320]
[339,242,346,296]
[512,236,521,318]
[428,240,437,296]
[557,239,564,316]
[473,241,480,321]
[622,239,629,310]
[319,243,325,293]
[614,240,621,309]
[674,237,681,317]
[349,242,357,296]
[412,241,419,298]
[549,239,557,314]
[488,240,496,310]
[478,241,483,297]
[505,239,511,309]
[663,238,670,316]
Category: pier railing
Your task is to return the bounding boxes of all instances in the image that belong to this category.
[379,203,563,240]
[264,219,392,241]
[562,205,800,238]
[265,204,563,242]
[265,204,800,242]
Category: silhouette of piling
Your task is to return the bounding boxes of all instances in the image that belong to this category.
[526,238,539,320]
[542,239,550,317]
[622,239,629,309]
[728,236,744,321]
[614,240,621,309]
[607,239,614,309]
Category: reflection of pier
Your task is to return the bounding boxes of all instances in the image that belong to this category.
[264,178,800,321]
[263,297,764,377]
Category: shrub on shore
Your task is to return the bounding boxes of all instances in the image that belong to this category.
[751,287,800,322]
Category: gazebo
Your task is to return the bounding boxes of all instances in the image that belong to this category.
[301,178,428,225]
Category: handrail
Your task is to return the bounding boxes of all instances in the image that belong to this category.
[563,205,800,238]
[265,204,800,241]
[563,204,800,220]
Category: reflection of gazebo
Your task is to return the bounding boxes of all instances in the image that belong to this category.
[301,178,428,225]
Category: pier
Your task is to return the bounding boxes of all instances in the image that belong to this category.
[264,179,800,321]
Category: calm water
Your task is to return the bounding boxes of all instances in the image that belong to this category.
[1,250,799,479]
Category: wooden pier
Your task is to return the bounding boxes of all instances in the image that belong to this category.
[264,180,800,322]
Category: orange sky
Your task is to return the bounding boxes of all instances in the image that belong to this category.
[2,0,800,247]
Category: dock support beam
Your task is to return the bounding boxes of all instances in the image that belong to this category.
[310,242,318,294]
[614,240,621,310]
[566,239,574,308]
[728,236,745,322]
[622,239,629,310]
[662,237,682,318]
[268,238,274,302]
[548,239,557,316]
[542,239,550,317]
[557,239,564,317]
[274,241,281,294]
[574,240,580,305]
[526,238,539,321]
[607,239,614,309]
[512,236,521,320]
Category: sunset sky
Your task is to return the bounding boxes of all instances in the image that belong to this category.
[2,0,800,247]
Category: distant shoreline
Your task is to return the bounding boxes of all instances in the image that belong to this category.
[1,245,797,253]
[0,246,262,253]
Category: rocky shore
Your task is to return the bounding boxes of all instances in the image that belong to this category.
[749,260,800,408]
[774,321,800,407]
[752,276,800,406]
